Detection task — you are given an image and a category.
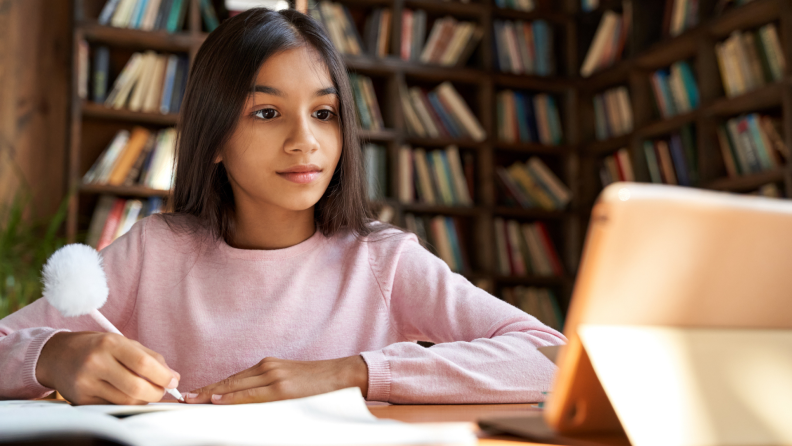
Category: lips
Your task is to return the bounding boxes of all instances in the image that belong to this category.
[277,165,322,184]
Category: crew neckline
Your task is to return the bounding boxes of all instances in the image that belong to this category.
[216,226,326,260]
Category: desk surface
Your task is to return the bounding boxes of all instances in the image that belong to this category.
[368,403,547,446]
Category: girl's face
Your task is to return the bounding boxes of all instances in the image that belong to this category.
[217,45,342,215]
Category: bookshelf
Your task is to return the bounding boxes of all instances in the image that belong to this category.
[68,0,583,322]
[65,0,792,327]
[578,0,792,229]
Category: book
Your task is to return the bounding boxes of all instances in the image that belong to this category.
[445,146,473,206]
[92,46,110,103]
[86,195,118,248]
[105,52,143,109]
[580,10,622,77]
[397,145,414,203]
[83,130,131,184]
[493,218,511,275]
[96,198,127,251]
[436,82,486,142]
[107,127,152,186]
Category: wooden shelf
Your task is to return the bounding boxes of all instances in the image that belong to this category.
[492,207,567,219]
[491,7,571,24]
[578,60,632,92]
[81,101,179,125]
[704,168,787,192]
[80,183,171,198]
[400,203,484,216]
[635,110,699,139]
[79,22,196,52]
[493,73,573,92]
[704,83,785,117]
[403,0,487,18]
[709,0,782,39]
[359,128,399,141]
[403,136,486,149]
[494,141,571,155]
[584,134,632,155]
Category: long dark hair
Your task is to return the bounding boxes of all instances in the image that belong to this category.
[163,7,389,243]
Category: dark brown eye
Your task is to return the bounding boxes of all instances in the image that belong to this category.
[254,108,278,120]
[313,109,335,121]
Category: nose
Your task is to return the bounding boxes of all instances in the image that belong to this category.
[283,113,320,155]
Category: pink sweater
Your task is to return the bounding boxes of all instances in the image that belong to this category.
[0,215,566,403]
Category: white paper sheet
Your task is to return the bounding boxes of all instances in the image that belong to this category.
[0,388,476,446]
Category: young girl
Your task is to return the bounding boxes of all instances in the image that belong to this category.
[0,8,565,405]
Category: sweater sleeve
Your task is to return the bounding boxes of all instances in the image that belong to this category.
[0,218,147,399]
[360,231,567,404]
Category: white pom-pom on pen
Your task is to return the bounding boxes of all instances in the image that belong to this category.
[41,243,184,401]
[42,244,120,335]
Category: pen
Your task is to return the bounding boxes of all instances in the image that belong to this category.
[41,244,184,402]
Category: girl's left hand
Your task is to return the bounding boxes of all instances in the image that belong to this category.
[183,355,369,404]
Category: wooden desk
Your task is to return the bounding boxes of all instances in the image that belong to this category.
[368,403,548,446]
[368,404,630,446]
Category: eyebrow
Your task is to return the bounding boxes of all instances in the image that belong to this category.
[253,85,338,98]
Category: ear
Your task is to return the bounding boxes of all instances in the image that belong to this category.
[214,153,223,164]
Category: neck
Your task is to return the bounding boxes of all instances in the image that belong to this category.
[229,201,316,250]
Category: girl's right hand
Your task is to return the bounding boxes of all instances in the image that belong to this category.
[35,331,180,405]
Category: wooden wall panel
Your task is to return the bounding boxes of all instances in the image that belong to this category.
[0,0,71,219]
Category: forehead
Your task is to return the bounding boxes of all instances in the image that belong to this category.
[253,45,334,92]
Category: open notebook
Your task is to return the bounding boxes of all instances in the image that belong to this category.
[0,388,476,446]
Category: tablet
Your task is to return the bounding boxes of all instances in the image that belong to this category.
[545,183,792,437]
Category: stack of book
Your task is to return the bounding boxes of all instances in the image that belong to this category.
[493,219,564,278]
[716,113,788,178]
[87,195,165,251]
[416,16,483,67]
[593,86,633,140]
[715,25,786,98]
[399,81,486,141]
[501,286,563,331]
[642,125,697,186]
[493,217,564,276]
[349,73,384,131]
[83,127,178,191]
[580,7,631,77]
[495,158,572,210]
[496,91,563,145]
[311,1,365,56]
[99,50,189,114]
[599,148,634,187]
[494,0,535,12]
[493,20,553,76]
[363,8,392,58]
[662,0,698,37]
[98,0,194,33]
[364,143,387,201]
[404,214,470,274]
[650,60,700,119]
[397,145,474,206]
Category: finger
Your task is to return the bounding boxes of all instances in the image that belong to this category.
[95,379,150,406]
[211,386,280,405]
[136,344,180,380]
[185,375,272,404]
[187,368,262,399]
[104,359,167,403]
[113,341,178,390]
